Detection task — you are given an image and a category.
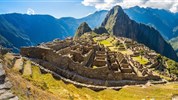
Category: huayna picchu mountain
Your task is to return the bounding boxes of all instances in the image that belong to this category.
[102,5,178,61]
[1,6,178,99]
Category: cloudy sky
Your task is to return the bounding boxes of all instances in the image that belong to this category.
[82,0,178,12]
[0,0,178,18]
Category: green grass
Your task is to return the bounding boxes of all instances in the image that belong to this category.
[15,35,178,100]
[153,71,172,81]
[99,36,118,50]
[92,66,98,69]
[27,66,99,99]
[132,56,149,65]
[22,60,32,76]
[118,50,133,55]
[2,51,172,100]
[96,36,115,47]
[100,40,112,47]
[109,47,117,51]
[106,37,114,42]
[166,58,178,76]
[25,65,178,100]
[96,36,134,55]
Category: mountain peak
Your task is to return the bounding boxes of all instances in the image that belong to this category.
[74,22,92,38]
[101,5,130,34]
[101,5,178,61]
[80,22,88,26]
[109,5,126,16]
[113,5,123,12]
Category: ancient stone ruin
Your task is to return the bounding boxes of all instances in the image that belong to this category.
[18,33,170,90]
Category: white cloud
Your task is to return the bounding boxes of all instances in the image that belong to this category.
[27,8,35,15]
[82,0,178,13]
[170,3,178,12]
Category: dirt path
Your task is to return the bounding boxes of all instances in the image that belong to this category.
[13,58,23,72]
[23,61,32,76]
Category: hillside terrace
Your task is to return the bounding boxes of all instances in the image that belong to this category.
[17,34,176,88]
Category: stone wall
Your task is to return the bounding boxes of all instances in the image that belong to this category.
[20,47,50,59]
[81,49,94,66]
[32,58,145,87]
[21,46,160,86]
[56,46,71,55]
[46,40,73,51]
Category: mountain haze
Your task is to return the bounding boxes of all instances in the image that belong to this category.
[0,6,178,61]
[0,11,107,52]
[125,6,178,40]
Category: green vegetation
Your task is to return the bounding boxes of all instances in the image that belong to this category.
[153,71,172,81]
[100,40,112,47]
[108,47,117,52]
[166,58,178,76]
[99,37,115,47]
[118,50,133,55]
[95,36,134,55]
[91,32,98,37]
[169,36,178,55]
[22,60,32,77]
[92,66,98,69]
[23,65,178,100]
[98,37,116,49]
[106,37,114,42]
[132,56,149,65]
[4,50,178,100]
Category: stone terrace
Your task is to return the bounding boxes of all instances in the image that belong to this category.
[20,35,163,88]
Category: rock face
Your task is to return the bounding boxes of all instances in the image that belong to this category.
[93,27,108,34]
[0,64,5,84]
[0,63,18,100]
[102,5,178,61]
[74,22,92,38]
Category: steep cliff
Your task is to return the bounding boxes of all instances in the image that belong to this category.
[102,5,178,61]
[93,27,108,34]
[74,22,92,38]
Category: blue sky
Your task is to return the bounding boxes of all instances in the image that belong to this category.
[0,0,178,18]
[0,0,96,18]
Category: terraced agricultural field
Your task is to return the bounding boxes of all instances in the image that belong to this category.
[3,34,178,100]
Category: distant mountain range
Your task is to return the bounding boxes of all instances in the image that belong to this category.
[0,6,178,57]
[0,10,107,52]
[125,6,178,40]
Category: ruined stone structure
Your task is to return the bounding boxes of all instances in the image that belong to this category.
[20,35,162,88]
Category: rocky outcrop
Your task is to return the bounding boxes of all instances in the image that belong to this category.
[93,27,108,34]
[0,63,18,100]
[74,22,92,38]
[102,5,178,61]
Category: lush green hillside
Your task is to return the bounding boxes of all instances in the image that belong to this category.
[0,11,107,52]
[0,14,68,52]
[169,37,178,55]
[125,6,178,40]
